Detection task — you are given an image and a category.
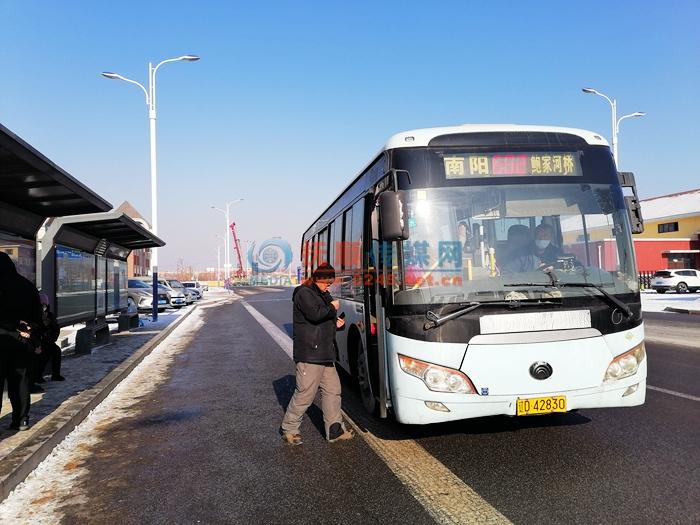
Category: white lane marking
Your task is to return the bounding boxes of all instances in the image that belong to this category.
[242,302,293,359]
[241,301,511,525]
[647,385,700,402]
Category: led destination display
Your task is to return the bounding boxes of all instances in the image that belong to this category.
[443,151,582,179]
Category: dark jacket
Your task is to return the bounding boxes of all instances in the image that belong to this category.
[40,309,60,346]
[0,253,42,333]
[292,282,337,364]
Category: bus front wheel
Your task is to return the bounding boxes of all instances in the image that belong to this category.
[356,341,378,415]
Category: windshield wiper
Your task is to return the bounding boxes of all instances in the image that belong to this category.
[424,303,482,330]
[505,269,632,318]
[423,298,557,330]
[555,281,632,318]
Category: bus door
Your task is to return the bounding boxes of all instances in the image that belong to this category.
[368,199,389,418]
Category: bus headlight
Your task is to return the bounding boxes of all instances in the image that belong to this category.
[398,355,476,394]
[604,343,645,382]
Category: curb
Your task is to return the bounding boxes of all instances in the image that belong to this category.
[663,307,700,315]
[0,306,198,503]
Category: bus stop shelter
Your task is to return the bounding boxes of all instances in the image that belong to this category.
[40,211,165,351]
[0,123,111,280]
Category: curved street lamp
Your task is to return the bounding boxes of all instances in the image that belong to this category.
[581,87,645,166]
[102,55,200,320]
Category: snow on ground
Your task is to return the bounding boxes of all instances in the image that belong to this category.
[0,296,231,524]
[641,290,700,313]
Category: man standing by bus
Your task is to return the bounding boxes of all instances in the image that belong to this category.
[280,263,353,445]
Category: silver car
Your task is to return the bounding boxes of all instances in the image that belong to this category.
[182,280,205,297]
[167,280,194,304]
[127,279,169,312]
[136,278,187,308]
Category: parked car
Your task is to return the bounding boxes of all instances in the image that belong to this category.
[136,278,187,308]
[651,269,700,293]
[182,280,205,296]
[127,279,170,312]
[185,287,202,300]
[167,279,195,304]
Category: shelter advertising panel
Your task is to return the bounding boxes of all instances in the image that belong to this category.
[55,244,95,324]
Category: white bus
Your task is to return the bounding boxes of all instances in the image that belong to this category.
[301,125,646,424]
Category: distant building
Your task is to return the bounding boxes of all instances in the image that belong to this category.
[634,188,700,271]
[116,201,152,277]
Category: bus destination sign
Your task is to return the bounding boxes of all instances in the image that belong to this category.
[442,152,582,179]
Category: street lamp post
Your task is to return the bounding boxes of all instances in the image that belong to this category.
[216,245,222,288]
[215,234,225,287]
[102,54,199,321]
[581,87,645,167]
[210,198,243,282]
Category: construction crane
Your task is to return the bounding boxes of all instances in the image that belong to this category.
[229,222,247,278]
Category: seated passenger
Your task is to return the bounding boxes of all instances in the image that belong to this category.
[457,221,472,257]
[500,224,537,274]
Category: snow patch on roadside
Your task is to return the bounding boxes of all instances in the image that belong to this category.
[641,291,700,313]
[0,305,209,523]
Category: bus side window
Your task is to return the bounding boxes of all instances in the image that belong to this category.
[351,199,365,298]
[341,208,354,298]
[328,221,336,270]
[318,227,329,265]
[302,239,310,278]
[310,235,316,273]
[332,217,343,269]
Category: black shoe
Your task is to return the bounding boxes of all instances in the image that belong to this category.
[51,375,65,381]
[19,419,29,431]
[36,377,46,384]
[8,422,19,431]
[30,384,44,394]
[327,422,353,443]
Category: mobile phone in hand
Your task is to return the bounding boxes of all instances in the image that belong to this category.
[338,312,346,319]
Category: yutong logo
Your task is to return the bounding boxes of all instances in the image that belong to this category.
[529,361,553,380]
[247,238,292,273]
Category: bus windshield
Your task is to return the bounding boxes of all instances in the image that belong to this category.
[392,182,638,305]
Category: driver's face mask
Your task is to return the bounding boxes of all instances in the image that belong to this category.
[535,239,551,250]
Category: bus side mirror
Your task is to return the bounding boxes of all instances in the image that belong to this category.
[378,191,409,241]
[625,196,644,234]
[618,171,644,234]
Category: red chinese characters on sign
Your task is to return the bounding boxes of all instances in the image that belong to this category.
[492,154,528,175]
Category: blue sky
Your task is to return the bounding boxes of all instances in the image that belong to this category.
[1,1,698,270]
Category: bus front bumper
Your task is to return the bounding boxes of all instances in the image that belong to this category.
[390,373,646,425]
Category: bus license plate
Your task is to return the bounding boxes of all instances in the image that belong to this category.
[517,396,567,416]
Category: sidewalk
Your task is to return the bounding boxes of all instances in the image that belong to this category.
[0,292,231,501]
[641,290,700,314]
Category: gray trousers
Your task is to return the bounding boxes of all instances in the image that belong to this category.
[281,362,343,439]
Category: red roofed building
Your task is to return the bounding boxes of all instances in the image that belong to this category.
[116,201,152,277]
[633,188,700,271]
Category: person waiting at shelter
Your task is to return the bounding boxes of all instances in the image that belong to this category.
[280,262,353,446]
[34,292,64,383]
[0,252,43,431]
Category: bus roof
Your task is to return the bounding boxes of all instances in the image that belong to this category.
[302,124,610,241]
[383,124,610,150]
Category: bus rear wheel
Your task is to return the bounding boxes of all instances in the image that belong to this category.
[356,341,377,415]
